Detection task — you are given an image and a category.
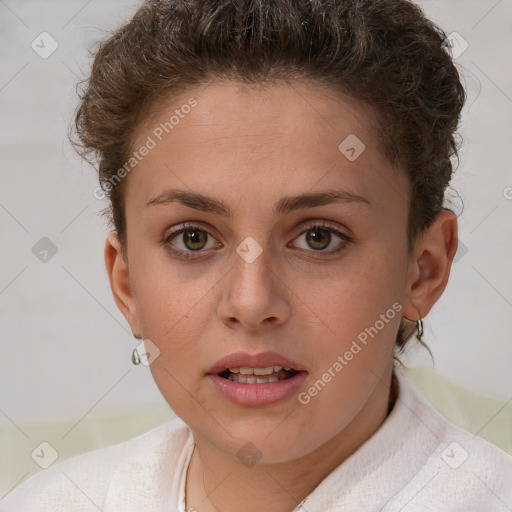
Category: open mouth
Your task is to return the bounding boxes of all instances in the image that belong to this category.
[209,353,308,405]
[218,366,299,384]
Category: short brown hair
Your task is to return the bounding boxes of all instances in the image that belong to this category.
[73,0,466,351]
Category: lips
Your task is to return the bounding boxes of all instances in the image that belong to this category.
[207,351,308,406]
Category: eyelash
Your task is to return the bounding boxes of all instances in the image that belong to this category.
[163,221,353,260]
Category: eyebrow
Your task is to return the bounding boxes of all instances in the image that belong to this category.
[146,188,371,217]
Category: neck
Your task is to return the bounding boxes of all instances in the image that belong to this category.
[185,369,398,512]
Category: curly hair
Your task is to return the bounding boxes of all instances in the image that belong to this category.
[73,0,466,353]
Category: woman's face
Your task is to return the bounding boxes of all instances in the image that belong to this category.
[114,80,414,463]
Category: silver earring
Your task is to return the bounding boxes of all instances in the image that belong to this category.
[132,330,144,365]
[416,318,424,341]
[131,348,141,365]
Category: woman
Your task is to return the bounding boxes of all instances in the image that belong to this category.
[2,0,511,510]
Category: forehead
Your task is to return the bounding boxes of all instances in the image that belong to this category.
[127,80,408,219]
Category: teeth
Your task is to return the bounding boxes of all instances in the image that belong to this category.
[256,376,279,383]
[223,366,296,383]
[254,367,274,375]
[234,366,285,375]
[229,373,280,384]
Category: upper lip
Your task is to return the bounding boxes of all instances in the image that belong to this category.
[208,351,307,374]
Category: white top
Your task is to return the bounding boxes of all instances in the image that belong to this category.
[2,368,512,511]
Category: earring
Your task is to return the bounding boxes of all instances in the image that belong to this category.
[131,348,141,365]
[416,318,424,341]
[132,330,144,365]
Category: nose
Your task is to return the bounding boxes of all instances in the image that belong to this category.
[217,240,291,332]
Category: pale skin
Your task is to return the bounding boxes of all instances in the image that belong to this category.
[104,80,458,512]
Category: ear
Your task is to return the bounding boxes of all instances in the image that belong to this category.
[402,209,458,321]
[104,232,142,337]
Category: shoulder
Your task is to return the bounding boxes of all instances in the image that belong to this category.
[0,417,192,512]
[390,370,512,510]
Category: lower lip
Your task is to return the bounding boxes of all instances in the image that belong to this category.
[208,372,308,407]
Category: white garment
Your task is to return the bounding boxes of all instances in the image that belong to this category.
[1,368,511,511]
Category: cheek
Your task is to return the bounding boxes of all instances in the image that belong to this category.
[290,252,405,408]
[132,247,214,332]
[295,250,405,342]
[294,263,402,418]
[128,253,215,377]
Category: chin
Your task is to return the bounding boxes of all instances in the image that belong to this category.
[195,412,331,465]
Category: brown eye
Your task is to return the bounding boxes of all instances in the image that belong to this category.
[181,228,208,251]
[305,227,332,251]
[291,222,352,254]
[164,224,220,257]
